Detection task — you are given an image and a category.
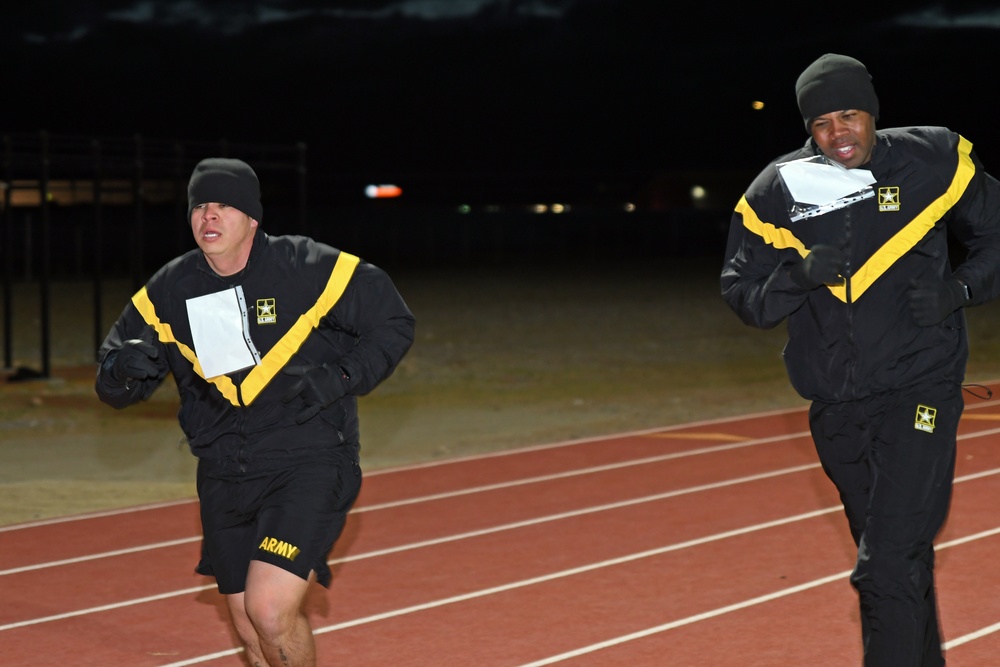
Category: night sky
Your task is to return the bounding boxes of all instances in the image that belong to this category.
[4,1,1000,192]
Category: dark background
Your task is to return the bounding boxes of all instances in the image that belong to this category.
[7,2,1000,528]
[3,1,1000,275]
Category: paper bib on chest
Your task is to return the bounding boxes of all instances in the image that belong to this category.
[185,286,262,379]
[777,155,876,222]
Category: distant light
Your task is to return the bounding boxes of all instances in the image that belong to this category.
[690,185,706,201]
[457,204,471,214]
[532,204,547,214]
[551,203,566,213]
[624,202,636,213]
[752,100,765,110]
[365,184,402,199]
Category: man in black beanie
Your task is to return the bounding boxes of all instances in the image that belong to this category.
[721,54,1000,665]
[95,157,415,665]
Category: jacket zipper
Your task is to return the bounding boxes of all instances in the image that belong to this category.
[844,207,856,400]
[236,382,248,473]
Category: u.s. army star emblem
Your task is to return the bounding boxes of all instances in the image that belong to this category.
[257,298,276,325]
[914,404,936,433]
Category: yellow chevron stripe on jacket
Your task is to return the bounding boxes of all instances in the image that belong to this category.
[131,252,360,406]
[735,197,807,255]
[738,136,976,303]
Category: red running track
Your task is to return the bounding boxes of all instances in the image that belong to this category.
[5,384,1000,666]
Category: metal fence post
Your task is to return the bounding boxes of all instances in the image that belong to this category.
[2,135,12,370]
[132,134,145,291]
[92,138,104,361]
[39,130,51,378]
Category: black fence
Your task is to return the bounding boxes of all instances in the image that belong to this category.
[2,131,736,379]
[1,131,306,378]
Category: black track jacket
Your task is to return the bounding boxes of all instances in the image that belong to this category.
[721,126,1000,403]
[96,229,415,476]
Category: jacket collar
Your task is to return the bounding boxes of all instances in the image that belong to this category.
[195,227,267,281]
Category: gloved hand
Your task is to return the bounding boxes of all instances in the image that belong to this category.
[908,278,969,326]
[790,244,847,290]
[282,363,349,424]
[110,335,160,385]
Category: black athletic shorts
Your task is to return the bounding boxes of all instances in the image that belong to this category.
[195,448,362,594]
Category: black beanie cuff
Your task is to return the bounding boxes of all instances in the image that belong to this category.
[187,158,263,222]
[795,54,879,132]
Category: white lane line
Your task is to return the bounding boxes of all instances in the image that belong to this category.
[4,396,999,531]
[11,422,1000,575]
[0,433,813,576]
[356,431,812,512]
[155,505,849,667]
[937,524,1000,650]
[945,620,1000,649]
[0,429,807,534]
[5,428,1000,656]
[159,503,1000,667]
[0,536,201,577]
[6,455,1000,635]
[513,525,1000,667]
[515,571,855,666]
[15,467,1000,659]
[0,462,821,630]
[334,463,821,563]
[0,498,197,532]
[365,406,812,475]
[360,392,1000,476]
[0,586,213,633]
[357,424,1000,514]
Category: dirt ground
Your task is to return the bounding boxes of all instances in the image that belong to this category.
[4,256,1000,527]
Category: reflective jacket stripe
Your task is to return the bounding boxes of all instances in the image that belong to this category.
[130,251,360,406]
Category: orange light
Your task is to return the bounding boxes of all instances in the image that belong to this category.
[365,184,402,199]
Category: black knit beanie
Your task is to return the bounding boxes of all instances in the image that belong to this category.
[187,157,263,222]
[795,53,880,132]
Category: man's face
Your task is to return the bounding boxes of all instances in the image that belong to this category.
[190,202,257,271]
[808,109,877,169]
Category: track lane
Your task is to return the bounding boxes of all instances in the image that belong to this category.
[12,467,999,664]
[7,387,1000,665]
[4,462,847,660]
[2,434,829,629]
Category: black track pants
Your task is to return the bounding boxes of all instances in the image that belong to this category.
[809,382,961,667]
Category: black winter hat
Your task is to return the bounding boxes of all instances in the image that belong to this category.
[187,157,263,222]
[795,53,880,132]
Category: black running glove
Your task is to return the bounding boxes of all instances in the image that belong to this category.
[110,337,160,384]
[908,278,969,326]
[282,363,349,424]
[790,245,847,290]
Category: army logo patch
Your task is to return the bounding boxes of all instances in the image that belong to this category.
[878,186,900,212]
[256,298,276,325]
[914,404,936,433]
